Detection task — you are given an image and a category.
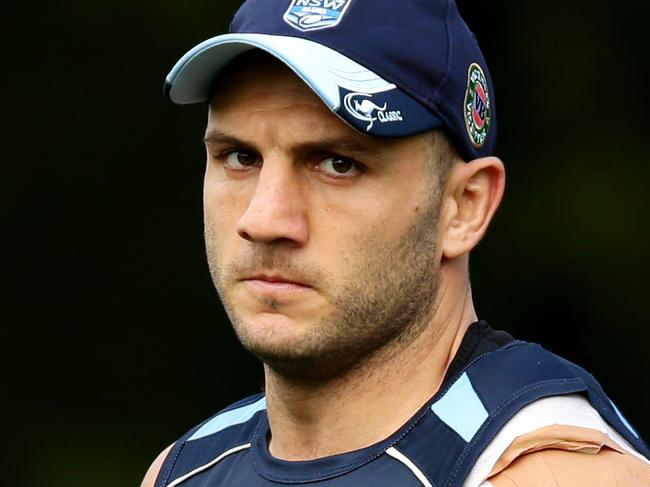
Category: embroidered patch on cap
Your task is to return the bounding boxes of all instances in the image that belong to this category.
[464,63,491,148]
[343,92,404,132]
[283,0,353,32]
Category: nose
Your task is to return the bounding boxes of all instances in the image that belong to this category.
[236,161,309,247]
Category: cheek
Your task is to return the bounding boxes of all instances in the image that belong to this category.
[204,162,252,219]
[317,187,422,244]
[203,178,252,252]
[306,198,399,274]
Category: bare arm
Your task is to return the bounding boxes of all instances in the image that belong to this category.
[141,444,174,487]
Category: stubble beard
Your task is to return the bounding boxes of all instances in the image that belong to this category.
[205,198,442,382]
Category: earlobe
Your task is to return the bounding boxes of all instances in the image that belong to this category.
[441,157,505,259]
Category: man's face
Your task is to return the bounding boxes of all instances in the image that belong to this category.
[203,55,446,379]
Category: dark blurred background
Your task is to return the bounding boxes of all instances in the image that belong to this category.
[3,1,648,485]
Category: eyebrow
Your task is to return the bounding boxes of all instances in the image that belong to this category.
[203,130,248,147]
[203,129,383,160]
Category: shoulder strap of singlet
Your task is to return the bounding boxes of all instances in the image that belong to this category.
[394,341,649,487]
[154,394,266,487]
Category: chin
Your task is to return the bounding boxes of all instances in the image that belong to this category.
[232,317,382,382]
[232,312,314,355]
[230,314,349,380]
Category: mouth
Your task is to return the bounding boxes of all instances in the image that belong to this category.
[240,272,313,296]
[242,272,310,286]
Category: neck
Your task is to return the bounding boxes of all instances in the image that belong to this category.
[265,261,477,460]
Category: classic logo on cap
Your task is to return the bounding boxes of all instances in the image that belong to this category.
[283,0,353,31]
[464,63,491,148]
[343,92,404,131]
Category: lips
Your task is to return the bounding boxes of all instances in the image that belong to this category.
[242,272,310,287]
[239,272,314,299]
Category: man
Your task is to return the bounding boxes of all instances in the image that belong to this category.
[144,1,650,486]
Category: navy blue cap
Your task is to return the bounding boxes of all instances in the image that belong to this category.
[165,0,496,162]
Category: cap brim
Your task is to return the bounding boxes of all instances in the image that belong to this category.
[165,33,442,137]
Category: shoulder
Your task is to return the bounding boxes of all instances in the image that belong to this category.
[479,409,650,487]
[141,444,175,487]
[486,443,650,487]
[462,393,650,487]
[140,393,266,487]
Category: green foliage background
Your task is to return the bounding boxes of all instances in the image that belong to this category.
[3,1,648,485]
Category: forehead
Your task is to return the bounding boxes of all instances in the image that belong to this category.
[209,52,344,133]
[207,51,428,157]
[211,51,313,100]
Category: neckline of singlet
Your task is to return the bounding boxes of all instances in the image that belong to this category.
[248,321,514,483]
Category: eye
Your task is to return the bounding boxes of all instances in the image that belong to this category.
[224,150,260,169]
[317,156,361,177]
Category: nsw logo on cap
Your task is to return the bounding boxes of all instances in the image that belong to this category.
[464,63,492,149]
[283,0,353,31]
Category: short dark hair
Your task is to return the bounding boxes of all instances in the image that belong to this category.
[425,130,460,191]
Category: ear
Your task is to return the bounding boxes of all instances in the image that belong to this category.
[440,157,505,259]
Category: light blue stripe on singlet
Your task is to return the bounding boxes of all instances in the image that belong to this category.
[431,372,488,442]
[611,400,640,439]
[188,396,267,441]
